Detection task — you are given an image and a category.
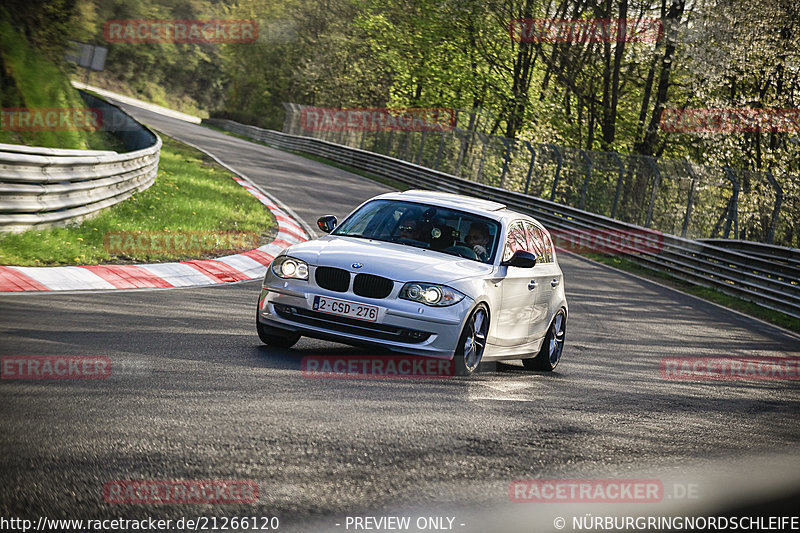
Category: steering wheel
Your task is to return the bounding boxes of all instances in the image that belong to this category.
[444,245,478,260]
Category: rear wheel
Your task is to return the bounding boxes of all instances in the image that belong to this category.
[454,305,489,376]
[523,308,566,371]
[256,315,300,348]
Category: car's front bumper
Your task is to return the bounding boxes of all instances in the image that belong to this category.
[257,282,473,359]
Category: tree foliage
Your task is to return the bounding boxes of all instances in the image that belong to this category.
[6,0,797,175]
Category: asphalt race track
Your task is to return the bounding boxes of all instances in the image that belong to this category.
[1,103,799,532]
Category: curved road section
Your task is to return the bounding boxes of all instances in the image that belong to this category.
[1,98,798,532]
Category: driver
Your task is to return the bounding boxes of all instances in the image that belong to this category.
[465,221,491,261]
[396,215,421,241]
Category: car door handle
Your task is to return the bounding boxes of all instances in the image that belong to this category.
[551,278,560,287]
[528,280,537,290]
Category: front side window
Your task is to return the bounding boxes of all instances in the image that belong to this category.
[332,199,501,264]
[503,221,528,262]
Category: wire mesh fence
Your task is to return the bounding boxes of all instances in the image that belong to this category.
[281,104,798,247]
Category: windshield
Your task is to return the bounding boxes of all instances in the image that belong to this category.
[332,199,500,264]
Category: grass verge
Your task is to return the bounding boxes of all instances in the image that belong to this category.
[206,121,800,334]
[584,253,800,333]
[0,19,122,151]
[0,135,275,266]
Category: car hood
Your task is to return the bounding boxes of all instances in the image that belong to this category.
[285,236,495,283]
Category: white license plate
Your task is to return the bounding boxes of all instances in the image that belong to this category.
[313,295,379,322]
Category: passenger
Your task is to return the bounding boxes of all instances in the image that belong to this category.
[465,221,491,261]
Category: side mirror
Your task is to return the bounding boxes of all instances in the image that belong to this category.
[501,250,537,268]
[317,215,338,233]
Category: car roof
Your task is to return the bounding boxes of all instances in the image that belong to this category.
[364,190,542,228]
[374,189,511,214]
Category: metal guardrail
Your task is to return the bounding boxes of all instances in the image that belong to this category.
[277,104,799,249]
[699,239,800,270]
[205,118,800,319]
[0,91,161,233]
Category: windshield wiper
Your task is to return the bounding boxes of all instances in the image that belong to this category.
[333,233,368,239]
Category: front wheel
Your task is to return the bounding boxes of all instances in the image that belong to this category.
[523,308,566,371]
[256,315,301,348]
[454,305,489,376]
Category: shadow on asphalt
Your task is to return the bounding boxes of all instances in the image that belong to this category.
[250,343,566,381]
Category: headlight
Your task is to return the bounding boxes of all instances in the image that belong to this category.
[271,256,309,280]
[399,282,465,306]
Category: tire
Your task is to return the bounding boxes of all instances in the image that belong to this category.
[256,315,301,348]
[523,308,566,372]
[454,304,489,376]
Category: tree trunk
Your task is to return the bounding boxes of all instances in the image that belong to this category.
[601,0,628,149]
[505,0,538,138]
[637,0,685,156]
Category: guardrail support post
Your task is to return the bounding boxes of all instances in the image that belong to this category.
[434,131,446,171]
[399,131,410,161]
[722,166,740,239]
[548,144,563,202]
[610,153,625,219]
[499,138,514,189]
[523,141,537,195]
[281,102,295,135]
[371,130,382,153]
[579,150,593,210]
[764,171,784,244]
[682,160,698,238]
[454,128,468,178]
[385,130,394,156]
[476,133,489,184]
[415,131,428,165]
[644,156,661,228]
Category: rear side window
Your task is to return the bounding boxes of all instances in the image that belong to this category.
[524,222,554,263]
[541,227,554,263]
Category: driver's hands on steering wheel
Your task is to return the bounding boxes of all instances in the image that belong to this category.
[473,245,487,259]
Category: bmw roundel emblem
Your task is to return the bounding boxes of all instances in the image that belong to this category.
[352,263,363,269]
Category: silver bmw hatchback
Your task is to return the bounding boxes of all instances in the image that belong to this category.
[256,190,567,375]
